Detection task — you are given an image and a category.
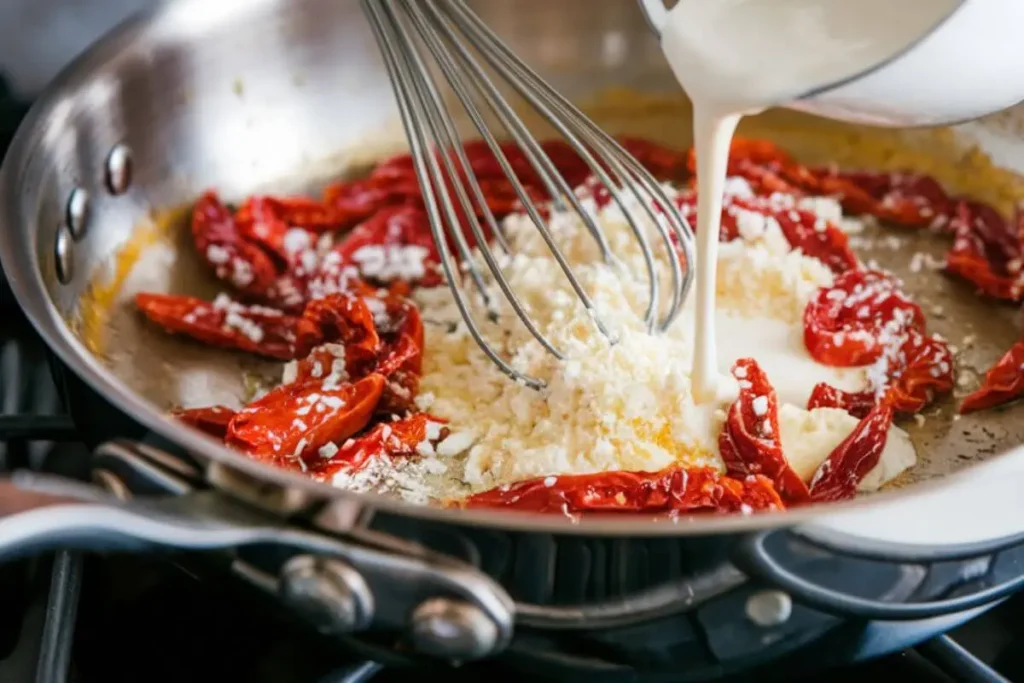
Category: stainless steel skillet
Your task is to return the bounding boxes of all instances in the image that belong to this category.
[3,0,1024,670]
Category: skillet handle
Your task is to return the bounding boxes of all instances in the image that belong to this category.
[732,527,1024,620]
[0,469,303,560]
[0,441,516,659]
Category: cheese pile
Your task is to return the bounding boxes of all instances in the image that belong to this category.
[334,178,917,503]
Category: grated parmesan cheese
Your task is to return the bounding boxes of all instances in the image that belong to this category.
[321,176,916,503]
[372,178,912,499]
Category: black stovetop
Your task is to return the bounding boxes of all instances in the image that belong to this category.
[0,75,1017,683]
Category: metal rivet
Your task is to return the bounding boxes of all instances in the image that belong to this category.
[410,598,499,661]
[54,224,74,284]
[278,555,374,635]
[66,188,90,240]
[745,590,793,627]
[105,143,133,195]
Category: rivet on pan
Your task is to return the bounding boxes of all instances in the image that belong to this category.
[410,597,499,660]
[105,143,133,195]
[65,187,90,240]
[278,555,374,635]
[54,224,74,285]
[745,589,793,627]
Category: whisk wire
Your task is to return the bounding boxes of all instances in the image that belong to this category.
[364,0,545,388]
[413,0,621,342]
[445,0,695,331]
[362,0,696,388]
[396,0,566,360]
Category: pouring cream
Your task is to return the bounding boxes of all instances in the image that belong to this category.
[658,0,960,403]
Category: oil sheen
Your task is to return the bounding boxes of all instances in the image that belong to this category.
[659,0,959,403]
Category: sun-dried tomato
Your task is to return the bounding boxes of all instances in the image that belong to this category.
[671,190,856,272]
[808,403,894,502]
[235,197,318,268]
[374,300,425,413]
[191,191,279,297]
[886,331,955,413]
[289,287,424,412]
[807,331,954,417]
[171,405,237,439]
[239,195,344,232]
[808,169,956,229]
[459,467,784,515]
[308,413,449,477]
[945,201,1024,301]
[771,202,858,274]
[294,292,380,364]
[803,269,924,367]
[960,340,1024,414]
[333,206,443,287]
[719,359,810,503]
[226,373,385,463]
[807,383,877,418]
[323,175,421,230]
[687,139,963,232]
[135,292,298,360]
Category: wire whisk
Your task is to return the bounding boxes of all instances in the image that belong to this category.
[362,0,695,389]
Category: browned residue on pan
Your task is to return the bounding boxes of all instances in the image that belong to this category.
[76,209,187,356]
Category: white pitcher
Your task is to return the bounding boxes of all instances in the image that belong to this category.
[638,0,1024,127]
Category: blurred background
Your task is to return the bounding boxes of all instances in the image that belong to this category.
[0,0,158,99]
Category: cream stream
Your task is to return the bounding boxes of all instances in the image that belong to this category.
[659,0,959,403]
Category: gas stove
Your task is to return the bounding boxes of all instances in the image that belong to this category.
[0,58,1018,683]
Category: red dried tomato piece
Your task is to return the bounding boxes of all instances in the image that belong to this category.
[191,191,279,297]
[807,383,877,418]
[886,331,955,413]
[135,292,298,360]
[945,201,1024,301]
[808,330,954,417]
[323,173,421,230]
[309,413,449,477]
[808,169,956,229]
[291,288,424,412]
[251,195,344,231]
[719,359,810,503]
[803,269,924,367]
[334,207,442,287]
[294,292,381,365]
[671,190,856,272]
[291,345,348,385]
[808,403,894,502]
[235,197,318,268]
[171,405,237,439]
[226,373,385,463]
[960,340,1024,414]
[459,467,783,515]
[771,203,857,274]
